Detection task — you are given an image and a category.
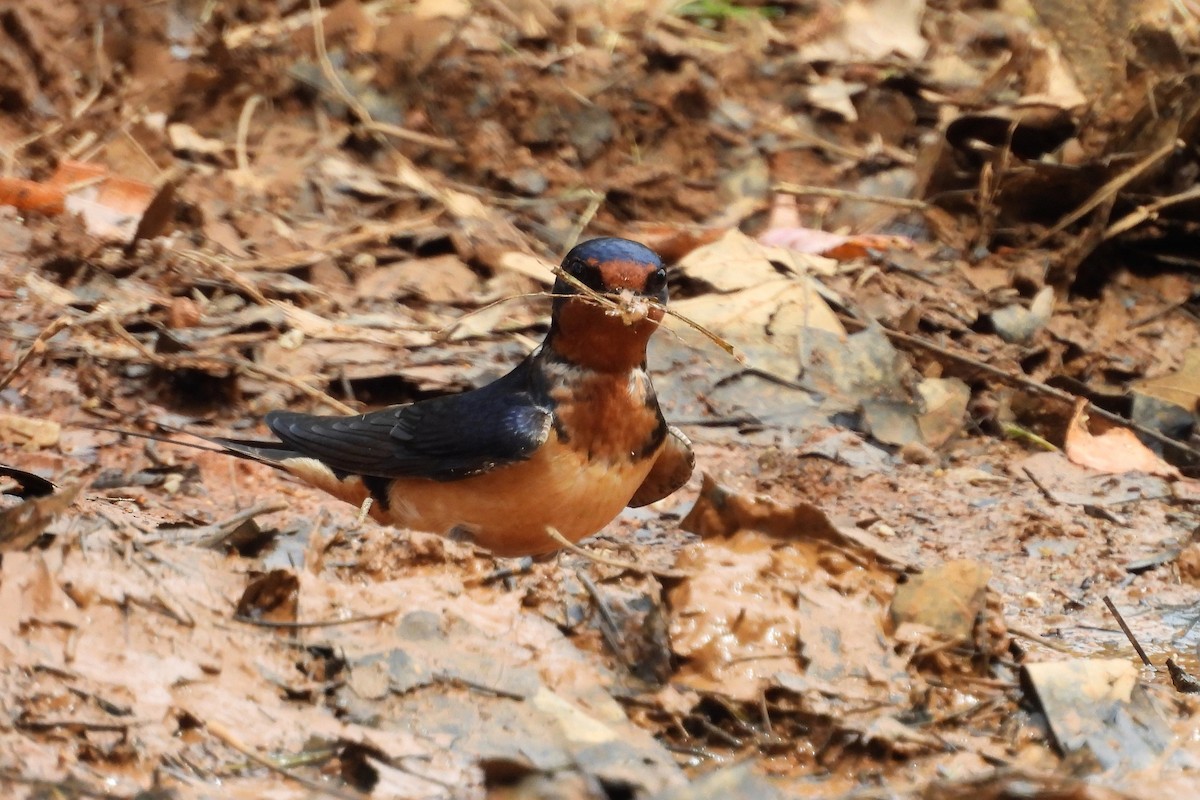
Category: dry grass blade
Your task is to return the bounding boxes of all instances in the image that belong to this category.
[307,0,453,151]
[434,291,554,340]
[233,607,402,629]
[177,249,270,305]
[773,182,930,211]
[0,315,72,392]
[659,304,744,362]
[366,120,457,151]
[1103,184,1200,240]
[106,318,358,415]
[846,317,1200,466]
[1103,595,1153,667]
[1033,138,1181,246]
[235,94,264,173]
[543,527,693,578]
[199,716,365,800]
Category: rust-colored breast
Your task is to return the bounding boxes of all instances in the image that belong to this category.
[549,368,663,463]
[377,431,662,556]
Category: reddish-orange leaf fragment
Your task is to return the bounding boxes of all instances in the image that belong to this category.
[0,177,66,215]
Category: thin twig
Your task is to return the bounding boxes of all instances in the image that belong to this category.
[434,291,553,339]
[576,570,630,667]
[235,94,264,173]
[309,0,373,126]
[1103,183,1200,240]
[364,120,456,151]
[107,318,357,415]
[1008,624,1078,655]
[843,315,1200,465]
[1103,595,1153,667]
[200,716,365,800]
[177,249,271,305]
[766,122,869,162]
[1130,298,1193,329]
[1033,139,1181,246]
[1000,423,1058,452]
[174,501,289,549]
[543,526,651,573]
[233,607,401,629]
[355,496,373,525]
[308,0,453,151]
[773,182,929,211]
[219,211,443,273]
[562,190,605,253]
[0,316,71,392]
[545,527,691,579]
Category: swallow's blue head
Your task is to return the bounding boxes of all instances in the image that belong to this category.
[547,238,667,369]
[553,238,668,306]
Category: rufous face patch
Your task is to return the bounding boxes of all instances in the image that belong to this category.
[594,258,657,292]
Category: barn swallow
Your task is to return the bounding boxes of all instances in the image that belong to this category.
[214,237,694,556]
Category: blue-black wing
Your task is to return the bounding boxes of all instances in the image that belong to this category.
[256,357,553,481]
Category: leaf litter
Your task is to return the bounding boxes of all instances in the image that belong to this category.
[4,0,1200,798]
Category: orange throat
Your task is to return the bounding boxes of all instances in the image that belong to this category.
[547,299,662,372]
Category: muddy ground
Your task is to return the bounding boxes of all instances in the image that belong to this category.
[3,0,1200,798]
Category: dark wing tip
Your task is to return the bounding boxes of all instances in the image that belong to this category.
[209,435,301,466]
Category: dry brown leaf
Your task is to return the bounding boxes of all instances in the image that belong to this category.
[1134,348,1200,412]
[801,0,928,62]
[166,123,229,159]
[1063,398,1180,478]
[1023,658,1175,771]
[675,229,788,292]
[0,483,80,552]
[889,560,991,640]
[669,277,844,378]
[0,413,61,450]
[669,476,907,713]
[235,569,300,623]
[355,254,479,304]
[915,376,971,448]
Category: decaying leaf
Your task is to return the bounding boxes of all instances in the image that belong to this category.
[669,232,844,380]
[1022,658,1179,771]
[1134,348,1200,413]
[889,559,992,640]
[0,466,78,551]
[235,569,300,624]
[1063,398,1180,478]
[0,413,61,450]
[759,193,915,259]
[670,474,909,735]
[46,160,173,243]
[1021,450,1172,506]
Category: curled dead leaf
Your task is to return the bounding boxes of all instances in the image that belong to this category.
[1063,398,1180,478]
[0,413,61,451]
[235,569,300,624]
[0,467,79,552]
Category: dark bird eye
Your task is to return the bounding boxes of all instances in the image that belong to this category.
[566,257,603,292]
[644,268,667,295]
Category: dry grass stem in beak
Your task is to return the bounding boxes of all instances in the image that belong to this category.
[611,288,652,325]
